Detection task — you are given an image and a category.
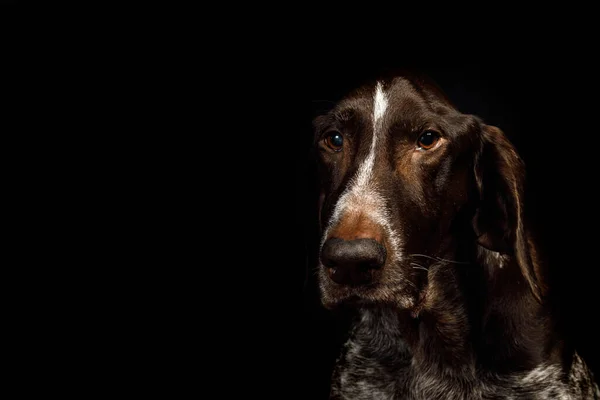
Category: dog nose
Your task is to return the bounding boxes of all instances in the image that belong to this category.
[320,238,387,286]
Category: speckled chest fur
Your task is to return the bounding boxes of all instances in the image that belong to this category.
[330,308,598,399]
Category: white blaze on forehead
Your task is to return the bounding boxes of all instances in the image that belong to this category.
[354,82,387,188]
[322,82,402,262]
[373,82,388,122]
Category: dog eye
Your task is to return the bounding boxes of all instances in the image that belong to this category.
[417,131,440,150]
[324,131,344,152]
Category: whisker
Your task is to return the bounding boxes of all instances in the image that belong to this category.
[409,253,470,265]
[435,256,470,265]
[408,253,438,262]
[410,263,429,272]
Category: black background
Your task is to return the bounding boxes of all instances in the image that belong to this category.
[17,19,600,400]
[293,60,600,399]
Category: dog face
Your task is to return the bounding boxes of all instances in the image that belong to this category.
[313,76,540,310]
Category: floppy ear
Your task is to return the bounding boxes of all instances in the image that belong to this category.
[472,125,543,301]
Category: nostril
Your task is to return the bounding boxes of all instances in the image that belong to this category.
[327,266,348,284]
[327,266,336,278]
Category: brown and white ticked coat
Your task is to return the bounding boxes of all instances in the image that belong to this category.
[313,76,600,399]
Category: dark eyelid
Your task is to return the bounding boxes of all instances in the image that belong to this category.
[421,126,443,136]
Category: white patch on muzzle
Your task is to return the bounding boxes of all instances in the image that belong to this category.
[322,82,402,262]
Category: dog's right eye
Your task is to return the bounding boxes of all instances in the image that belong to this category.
[324,131,344,152]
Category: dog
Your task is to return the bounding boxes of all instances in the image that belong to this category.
[312,74,599,399]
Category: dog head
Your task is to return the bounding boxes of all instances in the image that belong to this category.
[313,75,542,310]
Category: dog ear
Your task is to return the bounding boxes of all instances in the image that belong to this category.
[472,125,543,301]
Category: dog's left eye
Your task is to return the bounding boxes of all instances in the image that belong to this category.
[417,131,440,150]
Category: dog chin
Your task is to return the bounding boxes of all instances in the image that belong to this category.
[320,293,365,310]
[320,285,418,311]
